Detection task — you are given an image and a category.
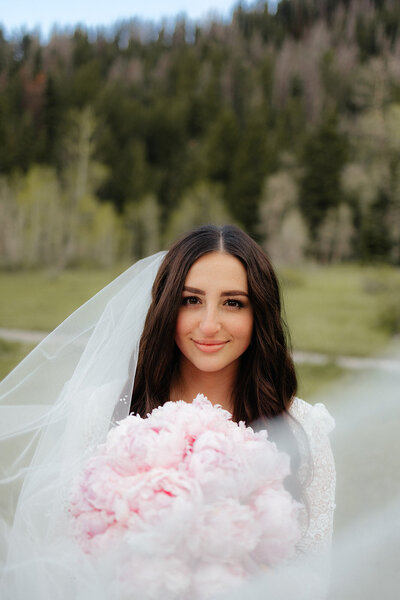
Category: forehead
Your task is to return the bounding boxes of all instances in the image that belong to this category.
[185,252,248,289]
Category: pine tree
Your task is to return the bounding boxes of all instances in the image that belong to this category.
[299,113,348,239]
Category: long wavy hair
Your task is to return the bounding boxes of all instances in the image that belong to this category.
[130,224,308,498]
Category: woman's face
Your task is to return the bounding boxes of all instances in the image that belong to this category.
[175,252,253,377]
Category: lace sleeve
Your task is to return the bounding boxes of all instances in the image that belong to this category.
[289,398,336,555]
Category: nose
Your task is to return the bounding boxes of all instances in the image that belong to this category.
[199,306,221,336]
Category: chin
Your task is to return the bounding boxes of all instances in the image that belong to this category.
[191,357,239,374]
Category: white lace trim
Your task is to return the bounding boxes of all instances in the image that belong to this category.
[289,397,336,557]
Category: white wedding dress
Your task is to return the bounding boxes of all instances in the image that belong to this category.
[0,252,336,599]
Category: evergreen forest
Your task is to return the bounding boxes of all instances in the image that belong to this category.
[1,0,400,268]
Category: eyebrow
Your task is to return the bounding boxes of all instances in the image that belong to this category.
[183,286,249,297]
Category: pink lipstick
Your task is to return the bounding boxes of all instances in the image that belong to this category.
[193,340,227,353]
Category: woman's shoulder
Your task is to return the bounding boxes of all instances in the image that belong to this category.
[288,396,335,437]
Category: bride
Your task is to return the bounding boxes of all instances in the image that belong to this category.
[0,224,335,598]
[131,224,335,552]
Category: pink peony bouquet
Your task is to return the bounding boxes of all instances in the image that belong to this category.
[69,395,300,600]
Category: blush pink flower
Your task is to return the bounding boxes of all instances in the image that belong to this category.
[70,394,301,599]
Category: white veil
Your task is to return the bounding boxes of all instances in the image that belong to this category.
[0,251,166,597]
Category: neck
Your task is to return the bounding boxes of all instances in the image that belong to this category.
[171,357,238,414]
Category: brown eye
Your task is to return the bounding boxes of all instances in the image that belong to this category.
[182,296,200,305]
[225,299,244,308]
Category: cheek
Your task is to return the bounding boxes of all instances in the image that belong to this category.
[175,310,191,341]
[229,313,253,345]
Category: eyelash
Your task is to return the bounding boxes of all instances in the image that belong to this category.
[181,296,244,309]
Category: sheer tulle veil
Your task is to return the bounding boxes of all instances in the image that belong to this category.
[0,252,166,596]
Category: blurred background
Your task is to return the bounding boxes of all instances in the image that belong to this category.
[0,0,399,397]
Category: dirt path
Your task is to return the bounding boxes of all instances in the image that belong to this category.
[293,349,400,372]
[1,327,399,372]
[0,327,48,344]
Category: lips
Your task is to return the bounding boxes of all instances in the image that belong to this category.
[193,340,228,353]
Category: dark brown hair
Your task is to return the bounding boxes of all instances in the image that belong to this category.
[130,225,309,499]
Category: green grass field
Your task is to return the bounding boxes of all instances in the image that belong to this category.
[0,266,128,331]
[280,263,400,357]
[0,263,399,396]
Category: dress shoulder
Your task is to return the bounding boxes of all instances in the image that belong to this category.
[289,397,335,438]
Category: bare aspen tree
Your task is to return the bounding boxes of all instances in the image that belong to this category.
[124,195,161,260]
[163,182,233,246]
[259,169,309,265]
[316,204,354,263]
